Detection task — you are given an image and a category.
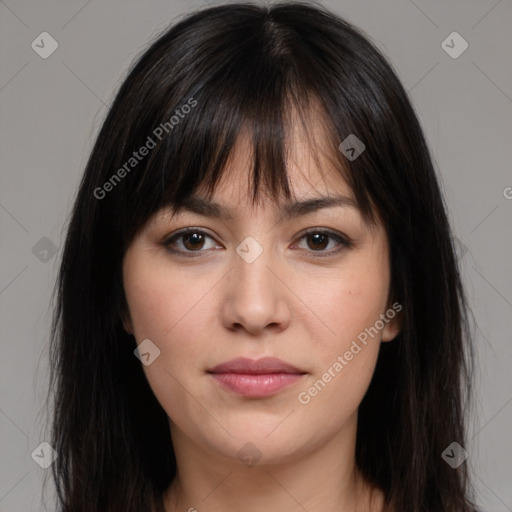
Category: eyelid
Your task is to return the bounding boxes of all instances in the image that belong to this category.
[161,227,220,253]
[293,228,353,256]
[296,227,351,243]
[162,226,353,256]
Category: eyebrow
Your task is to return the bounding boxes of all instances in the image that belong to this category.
[170,195,359,222]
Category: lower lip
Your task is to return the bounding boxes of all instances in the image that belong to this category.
[210,372,304,397]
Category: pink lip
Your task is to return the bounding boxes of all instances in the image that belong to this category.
[207,357,306,398]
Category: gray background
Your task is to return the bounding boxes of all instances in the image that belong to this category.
[1,0,511,510]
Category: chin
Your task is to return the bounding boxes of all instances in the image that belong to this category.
[199,423,311,466]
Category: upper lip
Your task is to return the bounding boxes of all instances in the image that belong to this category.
[207,357,305,375]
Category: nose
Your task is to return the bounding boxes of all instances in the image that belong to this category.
[221,245,291,336]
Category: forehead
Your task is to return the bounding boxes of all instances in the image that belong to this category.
[144,101,378,232]
[146,131,359,231]
[195,121,353,211]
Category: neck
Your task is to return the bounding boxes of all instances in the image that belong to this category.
[162,413,385,512]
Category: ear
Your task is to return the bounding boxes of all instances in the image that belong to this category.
[381,306,403,342]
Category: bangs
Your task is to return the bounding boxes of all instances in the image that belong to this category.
[150,89,365,219]
[109,8,381,247]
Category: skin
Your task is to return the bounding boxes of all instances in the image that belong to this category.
[122,123,401,512]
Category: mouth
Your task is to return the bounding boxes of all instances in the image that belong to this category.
[207,357,307,398]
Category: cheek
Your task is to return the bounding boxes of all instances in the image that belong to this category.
[123,261,220,423]
[292,251,389,416]
[298,260,390,356]
[294,278,386,432]
[122,253,237,380]
[124,264,217,364]
[296,346,379,444]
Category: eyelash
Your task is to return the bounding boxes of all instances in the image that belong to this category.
[161,227,352,258]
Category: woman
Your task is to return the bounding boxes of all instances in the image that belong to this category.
[47,2,477,511]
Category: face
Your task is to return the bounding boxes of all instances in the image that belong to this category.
[122,126,401,467]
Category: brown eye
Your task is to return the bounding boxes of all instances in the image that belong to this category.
[305,232,329,251]
[163,229,218,255]
[182,232,206,251]
[295,229,352,256]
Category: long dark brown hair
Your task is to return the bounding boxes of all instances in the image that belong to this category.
[46,2,476,511]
